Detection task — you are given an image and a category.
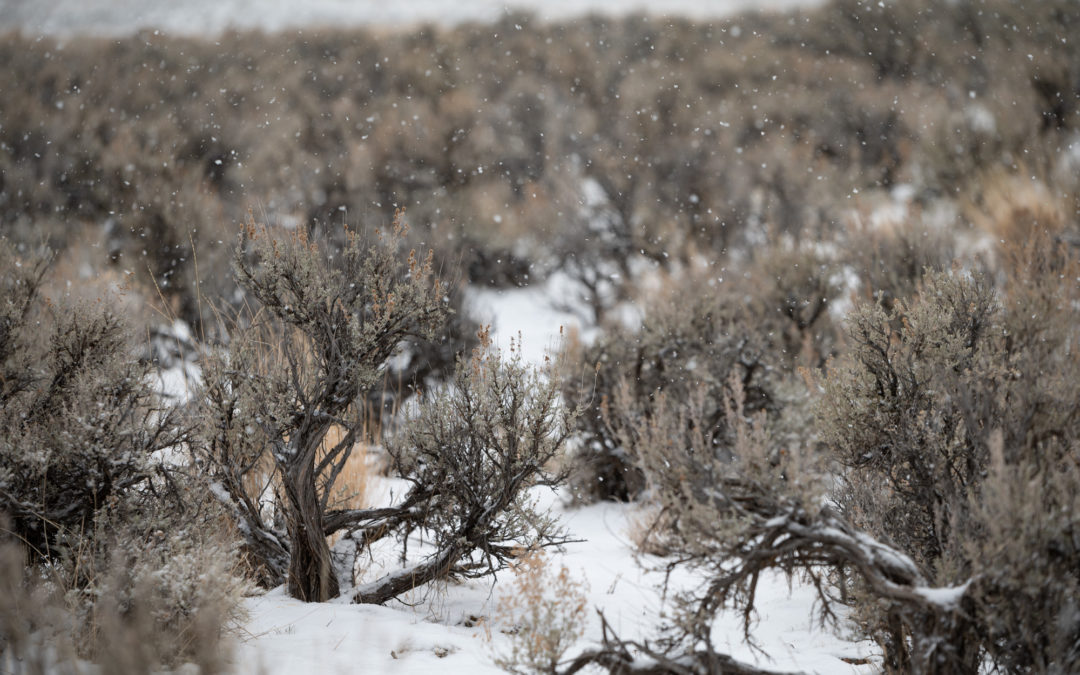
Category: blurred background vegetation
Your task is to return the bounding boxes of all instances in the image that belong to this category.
[2,0,1076,335]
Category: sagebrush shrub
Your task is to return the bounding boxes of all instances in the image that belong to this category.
[819,269,998,570]
[0,239,244,673]
[574,192,1080,673]
[562,245,837,503]
[3,0,1074,327]
[0,238,186,565]
[199,218,574,605]
[360,331,577,604]
[60,489,246,672]
[817,226,1080,671]
[197,215,448,601]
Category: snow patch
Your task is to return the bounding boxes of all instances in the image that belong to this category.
[1,0,826,38]
[464,271,597,364]
[914,580,972,610]
[233,497,878,675]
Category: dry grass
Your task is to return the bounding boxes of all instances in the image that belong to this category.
[964,169,1070,249]
[321,425,380,534]
[488,550,589,675]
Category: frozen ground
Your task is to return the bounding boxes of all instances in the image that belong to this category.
[0,0,822,38]
[233,491,877,675]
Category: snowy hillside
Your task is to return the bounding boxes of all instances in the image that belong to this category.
[1,0,822,37]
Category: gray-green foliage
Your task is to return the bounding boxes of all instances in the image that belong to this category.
[595,372,932,675]
[563,245,838,503]
[59,488,246,672]
[4,0,1075,334]
[198,220,577,605]
[0,239,184,564]
[821,269,998,570]
[587,261,1078,674]
[577,230,1079,674]
[818,242,1080,672]
[569,287,773,503]
[365,335,575,604]
[1,491,245,674]
[199,218,450,601]
[0,238,244,672]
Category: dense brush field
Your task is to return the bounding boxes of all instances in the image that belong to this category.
[2,0,1079,673]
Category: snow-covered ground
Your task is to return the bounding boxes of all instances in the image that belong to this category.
[0,0,823,37]
[119,260,875,674]
[233,493,876,675]
[465,271,596,365]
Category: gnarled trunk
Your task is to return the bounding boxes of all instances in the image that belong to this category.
[353,545,459,605]
[281,454,339,602]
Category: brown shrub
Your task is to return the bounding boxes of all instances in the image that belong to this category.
[562,241,839,503]
[489,550,589,675]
